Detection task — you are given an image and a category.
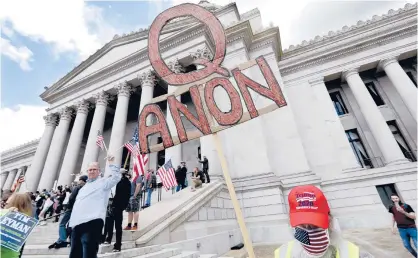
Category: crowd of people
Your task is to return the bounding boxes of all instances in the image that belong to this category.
[0,154,415,258]
[0,155,212,258]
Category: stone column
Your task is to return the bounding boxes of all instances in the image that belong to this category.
[380,57,417,120]
[138,70,156,170]
[81,91,110,173]
[106,82,133,175]
[3,169,17,190]
[25,114,57,191]
[165,60,183,167]
[38,108,73,190]
[343,68,408,165]
[191,48,222,176]
[1,172,9,190]
[309,78,361,171]
[58,101,90,186]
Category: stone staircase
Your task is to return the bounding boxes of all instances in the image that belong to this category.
[23,180,230,258]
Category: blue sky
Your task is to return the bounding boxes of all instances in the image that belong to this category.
[0,0,412,151]
[1,1,172,108]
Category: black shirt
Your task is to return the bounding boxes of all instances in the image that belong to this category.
[195,170,204,182]
[389,203,416,228]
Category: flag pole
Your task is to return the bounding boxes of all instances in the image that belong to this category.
[212,132,256,258]
[123,152,131,169]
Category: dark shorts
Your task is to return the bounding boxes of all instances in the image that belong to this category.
[125,196,141,212]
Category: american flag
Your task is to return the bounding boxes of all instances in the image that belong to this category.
[157,159,177,191]
[294,227,329,255]
[17,175,25,183]
[96,131,105,150]
[125,126,148,181]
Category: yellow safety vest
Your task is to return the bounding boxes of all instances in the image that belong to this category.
[274,240,359,258]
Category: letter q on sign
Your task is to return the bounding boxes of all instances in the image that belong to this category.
[148,3,229,85]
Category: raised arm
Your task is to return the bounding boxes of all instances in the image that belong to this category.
[103,155,122,190]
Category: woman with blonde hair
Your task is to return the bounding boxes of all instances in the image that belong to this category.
[1,192,33,258]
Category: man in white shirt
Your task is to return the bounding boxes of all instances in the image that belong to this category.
[69,154,122,258]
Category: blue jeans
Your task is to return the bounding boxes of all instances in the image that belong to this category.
[57,211,71,243]
[69,219,103,258]
[146,188,153,206]
[399,227,417,257]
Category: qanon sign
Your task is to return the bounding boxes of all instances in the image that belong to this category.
[139,3,287,154]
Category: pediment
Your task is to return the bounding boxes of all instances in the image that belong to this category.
[43,31,178,98]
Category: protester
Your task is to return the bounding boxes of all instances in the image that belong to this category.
[39,194,54,222]
[143,169,156,207]
[0,193,33,258]
[197,156,210,183]
[124,173,143,230]
[68,155,122,258]
[62,187,71,210]
[274,185,374,258]
[191,167,204,192]
[48,175,87,249]
[103,169,131,252]
[175,164,187,192]
[156,171,163,201]
[389,193,417,257]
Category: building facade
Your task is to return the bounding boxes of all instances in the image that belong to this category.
[1,1,416,235]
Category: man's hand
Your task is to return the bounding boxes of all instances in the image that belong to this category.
[106,154,115,164]
[391,227,396,234]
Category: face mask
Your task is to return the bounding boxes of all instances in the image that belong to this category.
[294,227,330,257]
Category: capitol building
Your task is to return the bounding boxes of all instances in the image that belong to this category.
[1,0,417,242]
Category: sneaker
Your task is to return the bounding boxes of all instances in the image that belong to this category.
[54,242,69,249]
[123,225,131,230]
[48,242,57,249]
[112,248,121,252]
[132,225,138,231]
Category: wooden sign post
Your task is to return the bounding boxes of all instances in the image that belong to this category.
[213,133,256,258]
[137,3,288,258]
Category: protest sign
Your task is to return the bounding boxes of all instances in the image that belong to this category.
[0,211,38,252]
[140,3,287,258]
[139,3,287,154]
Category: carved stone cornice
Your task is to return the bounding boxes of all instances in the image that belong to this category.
[139,70,156,87]
[308,77,325,86]
[44,114,58,127]
[280,25,416,75]
[93,91,111,106]
[115,81,134,97]
[167,59,185,74]
[59,107,73,121]
[283,3,417,53]
[75,100,90,114]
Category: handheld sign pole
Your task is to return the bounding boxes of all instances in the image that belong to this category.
[123,152,131,169]
[212,133,256,258]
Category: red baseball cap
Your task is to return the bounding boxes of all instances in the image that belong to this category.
[288,185,330,229]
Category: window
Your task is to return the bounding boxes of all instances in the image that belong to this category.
[387,121,416,161]
[365,82,385,106]
[346,129,373,168]
[406,71,417,87]
[329,91,349,116]
[376,184,398,209]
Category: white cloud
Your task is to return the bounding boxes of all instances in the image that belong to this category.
[0,0,119,61]
[0,105,47,152]
[0,37,33,71]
